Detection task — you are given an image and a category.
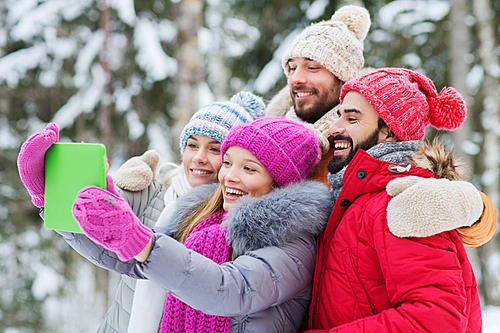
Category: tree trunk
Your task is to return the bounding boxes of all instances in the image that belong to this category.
[171,0,204,154]
[449,0,471,161]
[471,0,500,306]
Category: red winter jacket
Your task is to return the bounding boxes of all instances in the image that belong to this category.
[305,149,481,333]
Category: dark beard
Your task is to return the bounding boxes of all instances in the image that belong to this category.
[327,129,381,174]
[291,86,339,124]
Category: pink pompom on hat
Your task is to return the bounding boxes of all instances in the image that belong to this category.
[221,117,319,187]
[340,67,467,141]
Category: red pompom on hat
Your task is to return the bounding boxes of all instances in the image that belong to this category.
[340,68,467,141]
[428,87,467,130]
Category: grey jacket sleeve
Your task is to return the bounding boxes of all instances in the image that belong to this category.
[136,232,316,316]
[55,230,143,276]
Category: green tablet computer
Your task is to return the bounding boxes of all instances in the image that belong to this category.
[44,143,106,233]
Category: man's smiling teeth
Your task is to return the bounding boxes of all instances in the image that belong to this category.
[334,142,350,149]
[226,188,246,196]
[192,169,211,175]
[296,92,313,98]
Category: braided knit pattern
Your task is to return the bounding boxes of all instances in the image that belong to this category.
[161,210,231,333]
[72,186,152,261]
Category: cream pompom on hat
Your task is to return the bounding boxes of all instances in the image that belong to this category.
[282,5,371,82]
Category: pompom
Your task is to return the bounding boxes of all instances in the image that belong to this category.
[330,5,371,41]
[429,87,466,130]
[229,91,266,120]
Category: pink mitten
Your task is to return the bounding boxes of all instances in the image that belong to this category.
[72,185,152,261]
[17,123,59,207]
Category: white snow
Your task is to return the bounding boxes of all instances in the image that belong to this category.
[483,306,500,333]
[156,19,177,43]
[401,53,422,68]
[52,64,106,129]
[0,116,20,149]
[305,0,329,21]
[108,0,137,26]
[466,65,484,94]
[73,30,105,88]
[134,17,178,82]
[222,18,260,58]
[461,140,481,156]
[198,81,215,108]
[252,29,300,94]
[126,110,145,140]
[378,0,450,30]
[0,43,48,87]
[31,263,61,300]
[147,120,176,165]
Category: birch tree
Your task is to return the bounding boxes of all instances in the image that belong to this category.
[471,0,500,306]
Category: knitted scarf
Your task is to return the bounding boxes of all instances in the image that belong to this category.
[161,209,231,333]
[128,172,193,333]
[327,140,421,204]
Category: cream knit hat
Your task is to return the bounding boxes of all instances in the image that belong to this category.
[282,5,371,82]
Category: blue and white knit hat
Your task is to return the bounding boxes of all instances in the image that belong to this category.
[179,91,266,155]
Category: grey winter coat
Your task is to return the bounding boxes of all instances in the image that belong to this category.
[56,180,166,333]
[58,180,331,332]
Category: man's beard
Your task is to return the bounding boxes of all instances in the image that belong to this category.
[291,86,339,124]
[327,129,381,174]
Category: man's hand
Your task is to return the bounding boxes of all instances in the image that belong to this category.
[387,176,483,238]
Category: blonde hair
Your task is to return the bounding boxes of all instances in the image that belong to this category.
[175,184,224,243]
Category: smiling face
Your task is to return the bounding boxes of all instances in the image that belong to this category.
[286,57,344,124]
[218,145,275,212]
[327,91,397,174]
[182,135,223,188]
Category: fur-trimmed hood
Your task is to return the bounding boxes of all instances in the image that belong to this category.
[386,139,484,239]
[159,181,331,257]
[405,139,467,181]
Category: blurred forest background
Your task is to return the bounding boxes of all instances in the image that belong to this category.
[0,0,499,332]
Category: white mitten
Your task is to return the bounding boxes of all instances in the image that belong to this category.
[387,176,483,238]
[113,150,160,191]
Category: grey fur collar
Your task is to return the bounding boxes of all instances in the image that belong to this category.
[158,181,332,257]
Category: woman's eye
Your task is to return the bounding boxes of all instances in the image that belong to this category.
[210,147,221,153]
[187,143,198,149]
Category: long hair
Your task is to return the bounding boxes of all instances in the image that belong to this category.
[175,184,225,243]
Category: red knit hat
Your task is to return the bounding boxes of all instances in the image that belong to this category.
[340,68,466,141]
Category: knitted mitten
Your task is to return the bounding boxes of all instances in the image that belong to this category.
[72,179,152,261]
[113,150,160,191]
[387,176,483,238]
[17,123,59,207]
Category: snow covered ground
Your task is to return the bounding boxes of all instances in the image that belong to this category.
[483,306,500,332]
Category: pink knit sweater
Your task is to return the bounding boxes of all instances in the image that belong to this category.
[161,210,231,333]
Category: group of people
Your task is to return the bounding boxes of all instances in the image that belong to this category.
[17,4,497,333]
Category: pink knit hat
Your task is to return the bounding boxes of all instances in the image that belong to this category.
[340,68,467,141]
[221,117,319,187]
